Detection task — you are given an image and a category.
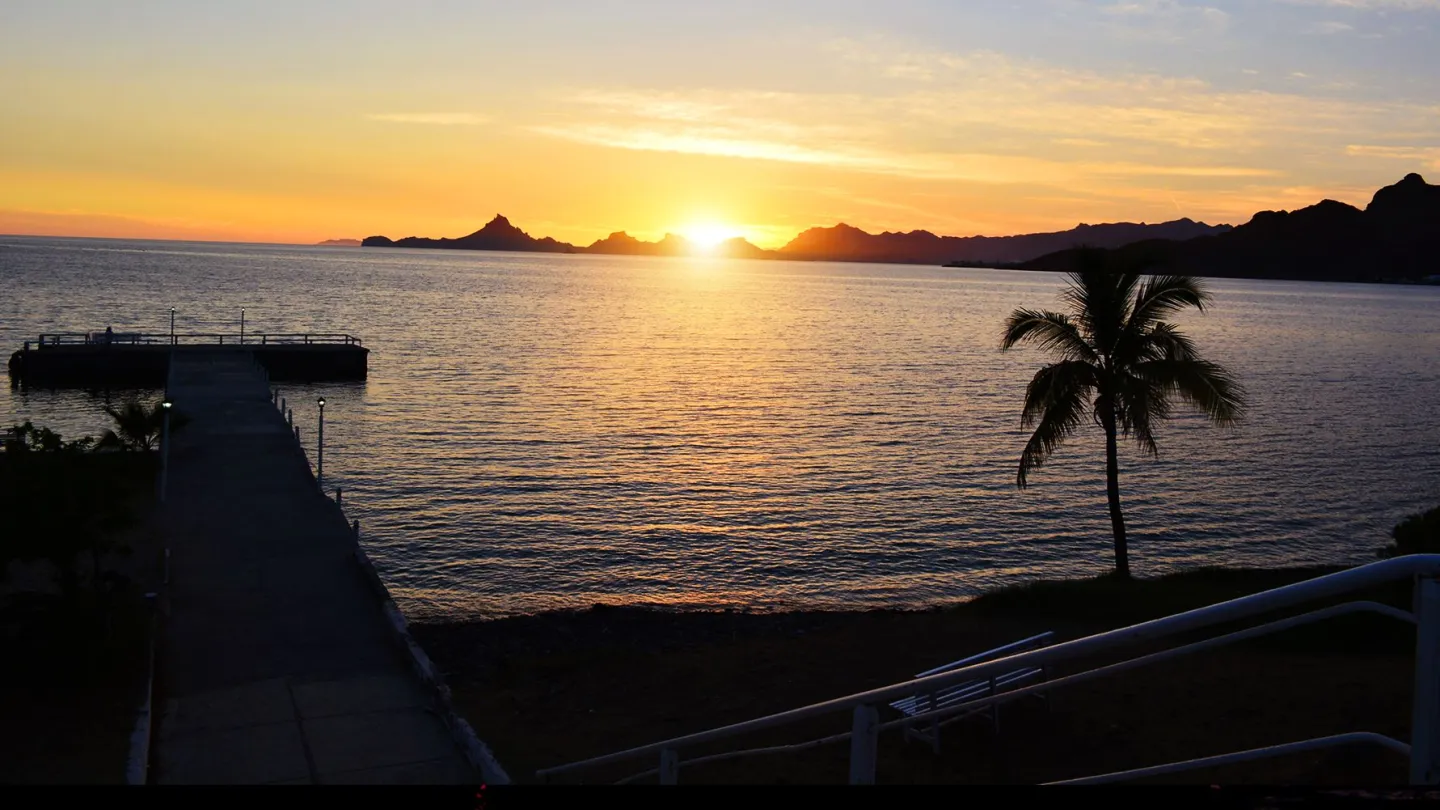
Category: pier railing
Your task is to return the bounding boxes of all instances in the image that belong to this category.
[537,555,1440,785]
[33,332,363,348]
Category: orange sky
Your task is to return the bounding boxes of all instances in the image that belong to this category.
[3,2,1438,249]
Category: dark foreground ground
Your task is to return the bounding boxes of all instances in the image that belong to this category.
[0,453,161,784]
[414,567,1420,785]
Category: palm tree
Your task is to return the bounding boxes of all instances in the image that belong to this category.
[999,248,1246,578]
[98,400,187,451]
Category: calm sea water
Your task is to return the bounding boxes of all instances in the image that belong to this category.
[4,236,1439,620]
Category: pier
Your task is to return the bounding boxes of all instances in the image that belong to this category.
[153,351,494,784]
[8,332,368,387]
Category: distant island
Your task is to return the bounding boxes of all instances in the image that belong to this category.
[316,239,361,247]
[359,174,1439,283]
[361,216,1229,266]
[1023,173,1440,284]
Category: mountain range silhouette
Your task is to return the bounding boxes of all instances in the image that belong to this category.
[361,174,1438,282]
[1023,173,1440,283]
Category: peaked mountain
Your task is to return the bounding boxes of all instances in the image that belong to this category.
[363,215,577,253]
[775,218,1231,265]
[1023,174,1440,283]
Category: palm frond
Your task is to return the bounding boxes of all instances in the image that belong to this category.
[1133,358,1247,425]
[1017,361,1096,487]
[1000,309,1099,362]
[1062,249,1143,356]
[1128,275,1211,332]
[1113,372,1170,457]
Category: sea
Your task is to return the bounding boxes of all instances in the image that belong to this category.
[4,235,1439,621]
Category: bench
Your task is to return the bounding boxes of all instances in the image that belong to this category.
[889,630,1054,753]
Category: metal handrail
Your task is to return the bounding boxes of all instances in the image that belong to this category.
[538,555,1440,784]
[1046,732,1411,785]
[33,332,363,347]
[601,599,1415,785]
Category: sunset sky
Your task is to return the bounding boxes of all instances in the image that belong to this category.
[2,1,1438,248]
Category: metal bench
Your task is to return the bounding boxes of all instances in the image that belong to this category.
[890,630,1054,752]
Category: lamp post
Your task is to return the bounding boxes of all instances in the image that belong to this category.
[240,308,246,345]
[317,397,326,490]
[169,308,176,344]
[160,400,173,503]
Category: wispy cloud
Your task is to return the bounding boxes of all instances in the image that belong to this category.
[364,113,490,126]
[1095,0,1231,40]
[527,37,1438,225]
[1280,0,1440,9]
[1346,144,1440,168]
[1306,20,1356,32]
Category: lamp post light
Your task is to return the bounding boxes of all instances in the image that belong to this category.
[317,397,326,490]
[160,400,173,503]
[240,308,246,346]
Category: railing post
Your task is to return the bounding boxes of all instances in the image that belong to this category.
[659,749,679,785]
[352,519,359,538]
[336,488,343,507]
[849,704,879,785]
[990,676,1001,733]
[1412,575,1440,784]
[294,425,300,444]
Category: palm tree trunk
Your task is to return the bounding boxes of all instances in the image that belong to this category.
[1101,410,1131,579]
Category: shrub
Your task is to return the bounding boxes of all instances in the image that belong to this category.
[1379,506,1440,558]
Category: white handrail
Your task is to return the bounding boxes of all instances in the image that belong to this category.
[603,599,1414,784]
[539,555,1440,781]
[1046,732,1410,785]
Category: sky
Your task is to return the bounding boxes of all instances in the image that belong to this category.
[1,0,1437,248]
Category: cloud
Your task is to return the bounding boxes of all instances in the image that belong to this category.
[528,37,1439,225]
[1095,0,1231,40]
[1346,144,1440,168]
[364,113,490,126]
[1306,20,1356,32]
[1280,0,1440,8]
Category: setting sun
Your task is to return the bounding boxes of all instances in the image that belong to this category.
[680,223,742,252]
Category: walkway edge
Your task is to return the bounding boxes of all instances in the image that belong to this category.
[353,544,512,785]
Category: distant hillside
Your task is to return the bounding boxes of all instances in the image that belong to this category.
[775,218,1231,265]
[363,215,577,253]
[316,238,361,247]
[1023,174,1440,283]
[363,215,1229,266]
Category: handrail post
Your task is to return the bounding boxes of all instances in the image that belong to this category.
[352,519,360,538]
[1412,575,1440,784]
[990,675,1000,733]
[336,488,343,507]
[849,704,879,785]
[659,749,679,785]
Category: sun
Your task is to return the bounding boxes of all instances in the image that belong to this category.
[680,223,741,253]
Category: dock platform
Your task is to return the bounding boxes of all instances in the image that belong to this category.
[153,351,488,784]
[8,332,368,387]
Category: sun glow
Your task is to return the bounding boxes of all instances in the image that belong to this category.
[680,222,742,252]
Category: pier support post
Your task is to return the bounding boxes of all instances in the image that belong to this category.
[159,401,172,503]
[1413,576,1440,783]
[316,397,326,491]
[659,749,679,785]
[849,703,879,785]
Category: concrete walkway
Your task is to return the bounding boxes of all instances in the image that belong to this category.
[154,352,475,784]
